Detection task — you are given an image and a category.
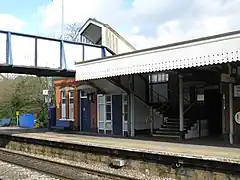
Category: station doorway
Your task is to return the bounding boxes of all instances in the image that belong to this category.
[204,88,222,137]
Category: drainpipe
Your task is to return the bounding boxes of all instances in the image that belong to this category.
[228,63,234,145]
[179,74,184,140]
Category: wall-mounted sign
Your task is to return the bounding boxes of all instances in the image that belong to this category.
[221,73,235,83]
[234,111,240,124]
[234,85,240,97]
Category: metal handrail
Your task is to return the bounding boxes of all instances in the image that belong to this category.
[183,99,197,115]
[151,89,168,102]
[167,88,191,104]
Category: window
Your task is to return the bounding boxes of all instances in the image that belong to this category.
[81,91,87,98]
[149,73,169,83]
[69,90,74,120]
[61,90,66,119]
[105,96,112,121]
[97,95,113,134]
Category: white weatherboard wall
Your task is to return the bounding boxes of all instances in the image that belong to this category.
[103,28,135,55]
[76,32,240,81]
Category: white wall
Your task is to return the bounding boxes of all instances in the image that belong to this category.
[134,97,150,130]
[103,28,135,54]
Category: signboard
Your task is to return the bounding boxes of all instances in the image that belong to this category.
[235,111,240,124]
[16,111,19,116]
[234,85,240,97]
[221,73,235,83]
[43,89,49,96]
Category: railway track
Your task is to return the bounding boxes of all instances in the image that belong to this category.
[0,148,138,180]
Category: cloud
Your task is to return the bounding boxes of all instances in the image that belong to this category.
[1,0,239,72]
[0,14,27,65]
[37,0,240,50]
[0,14,26,32]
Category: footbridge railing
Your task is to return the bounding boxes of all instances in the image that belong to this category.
[0,30,114,71]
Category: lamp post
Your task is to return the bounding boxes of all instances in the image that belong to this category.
[52,0,64,39]
[61,0,64,39]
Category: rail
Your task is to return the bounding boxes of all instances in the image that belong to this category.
[0,148,138,180]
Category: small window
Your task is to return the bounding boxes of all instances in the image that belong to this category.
[150,73,169,83]
[124,104,128,113]
[62,99,66,104]
[106,113,111,120]
[106,95,111,103]
[123,94,128,102]
[106,104,111,113]
[81,91,87,97]
[69,91,74,98]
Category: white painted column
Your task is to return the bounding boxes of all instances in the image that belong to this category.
[229,82,234,144]
[128,75,135,137]
[149,107,153,134]
[179,75,184,140]
[130,93,135,136]
[228,64,234,145]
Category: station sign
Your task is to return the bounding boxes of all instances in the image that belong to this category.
[221,73,235,83]
[234,111,240,124]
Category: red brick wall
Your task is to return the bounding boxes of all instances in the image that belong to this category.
[53,79,97,132]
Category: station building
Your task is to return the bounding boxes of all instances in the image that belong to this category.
[55,18,240,144]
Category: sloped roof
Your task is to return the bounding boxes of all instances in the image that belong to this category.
[79,18,136,50]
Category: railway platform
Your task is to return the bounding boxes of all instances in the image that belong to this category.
[0,127,239,165]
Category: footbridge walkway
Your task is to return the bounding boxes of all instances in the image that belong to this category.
[0,30,114,77]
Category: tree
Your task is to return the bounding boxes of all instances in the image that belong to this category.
[63,23,82,42]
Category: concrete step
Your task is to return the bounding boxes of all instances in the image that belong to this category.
[154,130,179,136]
[159,127,186,132]
[152,133,179,138]
[164,121,187,125]
[161,124,187,128]
[166,118,189,122]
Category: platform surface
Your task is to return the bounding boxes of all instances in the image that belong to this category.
[0,127,240,164]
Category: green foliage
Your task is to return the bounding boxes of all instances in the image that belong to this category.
[0,76,55,127]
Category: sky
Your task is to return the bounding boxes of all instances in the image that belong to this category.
[1,0,240,69]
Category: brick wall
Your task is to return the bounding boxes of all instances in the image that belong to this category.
[53,78,98,132]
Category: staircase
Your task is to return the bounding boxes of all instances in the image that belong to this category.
[153,118,188,138]
[150,89,198,138]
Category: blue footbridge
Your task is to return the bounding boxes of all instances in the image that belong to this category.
[0,30,114,77]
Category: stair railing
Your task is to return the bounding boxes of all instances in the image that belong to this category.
[151,89,168,103]
[151,89,170,114]
[183,99,197,115]
[167,88,191,104]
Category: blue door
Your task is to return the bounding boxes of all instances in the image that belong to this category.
[112,95,122,136]
[80,97,91,132]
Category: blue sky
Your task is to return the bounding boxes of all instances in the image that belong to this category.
[0,0,49,33]
[0,0,240,49]
[0,0,134,35]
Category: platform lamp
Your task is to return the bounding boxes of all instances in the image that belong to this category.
[87,92,94,103]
